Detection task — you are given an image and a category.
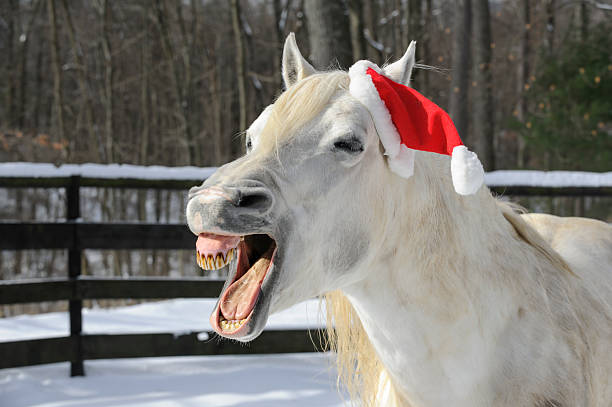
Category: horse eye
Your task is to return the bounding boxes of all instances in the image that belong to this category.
[333,137,364,154]
[246,138,253,151]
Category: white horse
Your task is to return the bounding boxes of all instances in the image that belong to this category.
[186,34,612,406]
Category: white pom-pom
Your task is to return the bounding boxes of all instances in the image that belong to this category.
[450,145,484,195]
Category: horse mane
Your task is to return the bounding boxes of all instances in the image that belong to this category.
[324,290,403,406]
[496,201,574,277]
[323,200,575,407]
[258,71,350,154]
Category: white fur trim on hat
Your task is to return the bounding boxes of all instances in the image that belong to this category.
[348,60,416,178]
[387,144,415,178]
[451,145,485,195]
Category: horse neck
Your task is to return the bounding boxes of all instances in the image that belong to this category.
[341,158,545,405]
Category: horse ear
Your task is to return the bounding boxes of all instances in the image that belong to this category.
[383,41,416,86]
[282,33,316,88]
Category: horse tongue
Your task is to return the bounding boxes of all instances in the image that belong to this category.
[196,233,240,254]
[220,246,274,320]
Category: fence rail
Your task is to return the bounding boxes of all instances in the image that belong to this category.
[1,171,610,377]
[0,277,225,304]
[0,330,322,369]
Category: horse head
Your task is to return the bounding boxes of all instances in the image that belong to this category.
[186,33,425,341]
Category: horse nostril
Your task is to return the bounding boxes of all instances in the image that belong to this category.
[237,192,271,211]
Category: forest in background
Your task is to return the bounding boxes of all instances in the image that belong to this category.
[0,1,611,316]
[0,0,610,171]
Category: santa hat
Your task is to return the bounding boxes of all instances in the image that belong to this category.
[348,60,484,195]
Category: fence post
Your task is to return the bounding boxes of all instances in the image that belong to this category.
[67,175,84,377]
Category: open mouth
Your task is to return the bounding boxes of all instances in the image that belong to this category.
[196,232,277,337]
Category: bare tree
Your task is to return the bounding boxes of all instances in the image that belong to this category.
[407,0,422,48]
[60,0,99,161]
[546,0,556,51]
[231,0,248,138]
[47,0,66,149]
[363,0,383,63]
[4,0,18,128]
[348,0,366,61]
[448,0,471,139]
[516,0,530,167]
[18,0,43,130]
[175,0,196,162]
[471,0,494,170]
[579,0,590,40]
[100,0,114,162]
[421,0,432,95]
[0,0,605,171]
[139,3,151,166]
[272,0,289,89]
[406,0,422,84]
[154,0,193,164]
[303,0,352,69]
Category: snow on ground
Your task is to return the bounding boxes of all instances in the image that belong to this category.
[0,299,325,342]
[2,162,611,188]
[0,353,345,407]
[0,300,345,407]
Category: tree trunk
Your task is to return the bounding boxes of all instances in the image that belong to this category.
[363,0,383,63]
[448,0,471,140]
[210,59,225,165]
[348,0,366,62]
[18,1,43,131]
[100,0,114,162]
[60,0,98,161]
[231,0,248,140]
[545,0,555,51]
[516,0,530,168]
[303,0,352,69]
[33,37,44,130]
[406,0,422,84]
[408,0,422,43]
[471,0,494,170]
[4,0,18,128]
[47,0,66,148]
[579,0,589,41]
[139,5,151,166]
[175,0,196,163]
[154,0,192,164]
[422,0,432,95]
[272,0,286,90]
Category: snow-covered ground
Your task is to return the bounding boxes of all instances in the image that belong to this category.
[0,298,326,342]
[1,353,344,407]
[0,299,345,407]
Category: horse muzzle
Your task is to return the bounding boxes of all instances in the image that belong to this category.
[186,180,275,237]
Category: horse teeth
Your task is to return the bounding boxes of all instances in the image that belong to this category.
[218,317,246,331]
[195,245,238,271]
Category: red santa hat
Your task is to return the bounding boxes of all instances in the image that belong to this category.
[348,60,484,195]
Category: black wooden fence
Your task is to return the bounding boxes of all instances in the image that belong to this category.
[0,174,324,377]
[0,171,610,377]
